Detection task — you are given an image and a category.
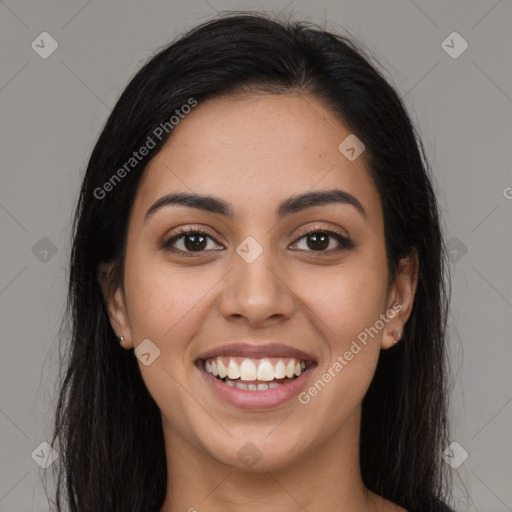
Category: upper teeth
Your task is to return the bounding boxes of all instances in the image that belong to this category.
[204,357,307,381]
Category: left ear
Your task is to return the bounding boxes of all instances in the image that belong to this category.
[97,261,133,350]
[381,250,419,350]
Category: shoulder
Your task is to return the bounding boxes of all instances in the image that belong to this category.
[370,492,455,512]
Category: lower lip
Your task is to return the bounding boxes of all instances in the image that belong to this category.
[198,363,316,410]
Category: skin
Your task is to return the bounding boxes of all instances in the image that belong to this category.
[99,92,418,512]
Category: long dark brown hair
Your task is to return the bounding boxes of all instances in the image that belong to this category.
[47,12,453,512]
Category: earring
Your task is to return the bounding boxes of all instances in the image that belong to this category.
[392,331,401,344]
[118,334,124,344]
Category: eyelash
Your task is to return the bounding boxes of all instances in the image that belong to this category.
[162,225,354,257]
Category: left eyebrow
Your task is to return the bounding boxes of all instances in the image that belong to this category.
[276,189,367,220]
[144,188,367,223]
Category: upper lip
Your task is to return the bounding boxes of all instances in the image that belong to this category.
[196,342,317,362]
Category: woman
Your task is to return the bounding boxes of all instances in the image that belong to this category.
[49,12,454,512]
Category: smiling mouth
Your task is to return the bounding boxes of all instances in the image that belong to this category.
[201,356,316,391]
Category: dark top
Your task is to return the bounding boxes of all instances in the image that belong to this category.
[151,502,456,512]
[407,501,456,512]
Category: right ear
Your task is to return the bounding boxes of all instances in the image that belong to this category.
[97,261,133,349]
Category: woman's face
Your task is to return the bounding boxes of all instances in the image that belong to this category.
[101,92,417,472]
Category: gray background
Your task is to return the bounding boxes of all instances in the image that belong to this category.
[1,0,511,510]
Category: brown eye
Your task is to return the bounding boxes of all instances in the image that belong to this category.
[163,229,224,256]
[292,229,355,253]
[306,232,329,251]
[182,232,207,251]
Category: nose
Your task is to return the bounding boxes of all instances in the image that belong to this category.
[219,249,296,328]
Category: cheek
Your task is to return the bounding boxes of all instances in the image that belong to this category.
[292,253,388,420]
[122,259,215,422]
[294,271,385,428]
[124,253,215,343]
[297,259,388,348]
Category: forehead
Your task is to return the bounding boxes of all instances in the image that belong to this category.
[132,93,382,224]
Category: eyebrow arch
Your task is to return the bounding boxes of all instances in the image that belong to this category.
[144,189,367,222]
